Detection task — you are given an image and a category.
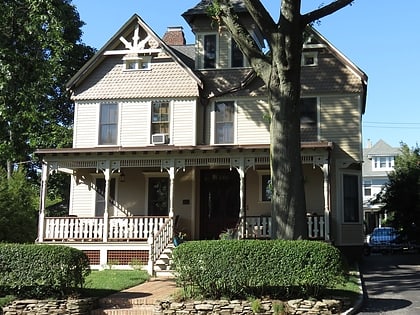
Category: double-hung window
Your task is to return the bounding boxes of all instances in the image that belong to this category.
[151,100,170,134]
[343,174,360,223]
[300,97,318,141]
[99,103,118,145]
[204,34,217,69]
[231,39,244,67]
[372,156,394,171]
[215,101,234,144]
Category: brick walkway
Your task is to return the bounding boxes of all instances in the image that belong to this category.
[91,277,178,314]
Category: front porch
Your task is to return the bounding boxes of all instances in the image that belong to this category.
[38,213,326,274]
[36,144,333,274]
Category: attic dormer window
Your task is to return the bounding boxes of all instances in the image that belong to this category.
[301,52,318,66]
[204,34,217,69]
[123,55,151,71]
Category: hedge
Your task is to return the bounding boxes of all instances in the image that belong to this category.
[172,240,345,299]
[0,244,90,298]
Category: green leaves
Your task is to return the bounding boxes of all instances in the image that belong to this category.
[0,168,38,243]
[377,143,420,231]
[0,244,90,298]
[173,240,345,299]
[0,0,95,166]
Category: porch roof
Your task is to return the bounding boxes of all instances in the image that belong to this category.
[35,142,333,157]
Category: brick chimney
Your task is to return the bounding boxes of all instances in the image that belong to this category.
[162,26,186,45]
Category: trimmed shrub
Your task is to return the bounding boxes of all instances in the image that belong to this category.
[0,244,90,298]
[172,240,345,299]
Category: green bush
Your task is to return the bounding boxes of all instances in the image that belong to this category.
[172,240,345,299]
[0,244,90,298]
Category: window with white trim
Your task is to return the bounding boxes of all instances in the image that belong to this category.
[300,97,318,141]
[123,55,151,71]
[231,39,244,68]
[151,100,170,136]
[214,101,234,144]
[261,174,272,202]
[363,180,372,197]
[372,156,394,171]
[99,103,118,145]
[301,52,318,66]
[343,174,360,223]
[204,34,217,69]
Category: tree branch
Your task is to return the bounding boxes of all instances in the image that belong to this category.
[301,0,355,26]
[242,0,276,42]
[218,1,271,78]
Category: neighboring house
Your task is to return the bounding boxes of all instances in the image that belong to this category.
[362,139,400,233]
[35,1,368,273]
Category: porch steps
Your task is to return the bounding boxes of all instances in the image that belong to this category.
[154,244,175,277]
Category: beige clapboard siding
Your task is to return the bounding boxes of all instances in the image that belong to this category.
[320,95,361,160]
[172,100,196,146]
[237,98,270,144]
[73,102,97,148]
[120,100,150,147]
[69,180,94,216]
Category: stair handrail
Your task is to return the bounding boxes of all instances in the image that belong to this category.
[148,216,173,275]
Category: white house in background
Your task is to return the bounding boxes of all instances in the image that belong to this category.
[362,139,400,233]
[35,0,368,273]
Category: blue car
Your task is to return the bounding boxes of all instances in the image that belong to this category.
[367,227,400,254]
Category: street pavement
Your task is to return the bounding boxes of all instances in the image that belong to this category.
[357,252,420,314]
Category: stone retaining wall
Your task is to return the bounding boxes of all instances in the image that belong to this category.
[1,298,96,315]
[155,298,342,314]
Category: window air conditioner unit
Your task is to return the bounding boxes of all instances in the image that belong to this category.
[152,133,169,145]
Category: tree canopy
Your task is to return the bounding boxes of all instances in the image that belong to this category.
[209,0,355,239]
[0,0,95,177]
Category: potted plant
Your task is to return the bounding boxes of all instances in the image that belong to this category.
[173,231,187,247]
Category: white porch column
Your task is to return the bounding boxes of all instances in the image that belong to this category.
[103,165,111,242]
[168,166,175,219]
[321,163,331,241]
[37,162,49,242]
[231,157,254,238]
[162,159,185,220]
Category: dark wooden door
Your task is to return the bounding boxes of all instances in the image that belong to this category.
[200,169,240,239]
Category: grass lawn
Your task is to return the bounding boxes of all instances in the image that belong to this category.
[0,269,150,307]
[81,269,150,298]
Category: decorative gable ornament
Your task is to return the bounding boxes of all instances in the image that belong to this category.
[104,23,162,56]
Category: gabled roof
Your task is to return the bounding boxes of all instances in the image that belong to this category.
[182,0,248,24]
[364,139,400,157]
[66,14,202,94]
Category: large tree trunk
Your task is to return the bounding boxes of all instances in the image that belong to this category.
[269,78,307,239]
[268,6,307,239]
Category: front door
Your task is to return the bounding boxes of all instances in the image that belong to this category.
[200,169,240,239]
[148,177,169,216]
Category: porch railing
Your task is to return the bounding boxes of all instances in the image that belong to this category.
[238,216,271,239]
[149,217,174,275]
[237,214,325,240]
[43,216,168,241]
[307,214,325,239]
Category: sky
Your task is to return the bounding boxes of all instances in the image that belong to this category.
[71,0,420,149]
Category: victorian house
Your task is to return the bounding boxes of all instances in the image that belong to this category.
[35,1,368,273]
